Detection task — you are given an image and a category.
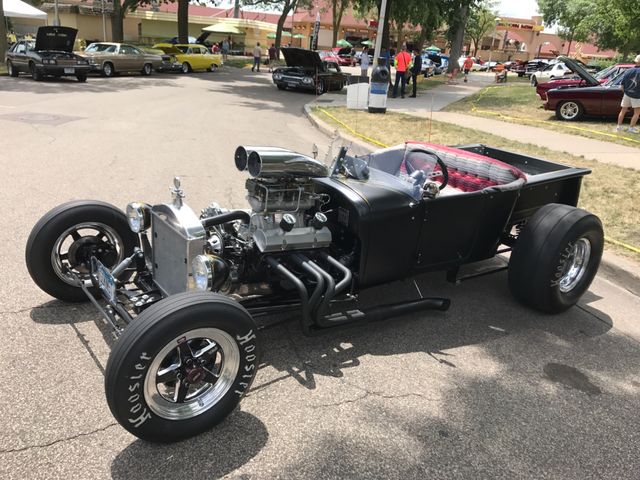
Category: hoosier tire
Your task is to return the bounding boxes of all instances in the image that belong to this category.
[508,203,603,313]
[105,292,260,443]
[25,201,138,302]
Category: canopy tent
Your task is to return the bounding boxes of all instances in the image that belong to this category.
[3,0,47,19]
[336,39,352,47]
[361,40,374,46]
[292,33,305,39]
[202,23,245,35]
[267,31,291,39]
[425,45,441,52]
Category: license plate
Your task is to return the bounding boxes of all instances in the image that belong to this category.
[92,258,116,303]
[287,82,297,88]
[64,67,75,74]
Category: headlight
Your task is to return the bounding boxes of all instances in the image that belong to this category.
[44,58,57,65]
[303,77,313,84]
[192,255,213,291]
[273,73,282,80]
[126,202,150,233]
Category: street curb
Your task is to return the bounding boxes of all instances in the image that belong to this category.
[304,103,640,296]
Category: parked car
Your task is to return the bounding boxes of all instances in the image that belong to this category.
[80,42,163,77]
[457,56,482,71]
[272,47,348,94]
[5,26,90,82]
[509,60,527,77]
[524,59,549,77]
[140,47,183,73]
[545,56,627,121]
[153,43,222,73]
[25,141,603,442]
[530,62,573,86]
[422,51,445,75]
[318,50,341,65]
[478,61,502,72]
[536,63,633,101]
[331,47,352,66]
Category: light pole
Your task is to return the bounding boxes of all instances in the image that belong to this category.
[372,0,388,67]
[536,41,550,58]
[53,0,60,26]
[487,17,501,67]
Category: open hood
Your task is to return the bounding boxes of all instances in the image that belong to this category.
[35,26,78,52]
[281,48,323,70]
[558,56,599,87]
[153,44,182,55]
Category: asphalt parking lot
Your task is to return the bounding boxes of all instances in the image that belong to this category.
[1,68,639,480]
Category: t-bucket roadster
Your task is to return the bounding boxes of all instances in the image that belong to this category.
[25,142,603,442]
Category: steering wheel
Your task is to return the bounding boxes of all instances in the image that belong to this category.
[404,149,449,191]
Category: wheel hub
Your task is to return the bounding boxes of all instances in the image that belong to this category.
[67,236,117,273]
[186,367,205,384]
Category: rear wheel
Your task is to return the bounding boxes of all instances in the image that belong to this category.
[181,62,191,74]
[141,63,152,76]
[508,204,603,313]
[7,61,19,77]
[25,201,139,302]
[103,62,115,77]
[530,75,538,86]
[556,100,584,121]
[209,64,218,72]
[105,292,260,442]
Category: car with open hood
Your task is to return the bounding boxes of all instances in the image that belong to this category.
[5,26,90,82]
[152,43,222,73]
[80,42,164,77]
[544,57,629,121]
[272,48,349,94]
[536,63,634,101]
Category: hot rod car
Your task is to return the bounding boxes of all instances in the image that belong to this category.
[25,142,603,442]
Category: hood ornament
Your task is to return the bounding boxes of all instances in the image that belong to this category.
[171,176,185,207]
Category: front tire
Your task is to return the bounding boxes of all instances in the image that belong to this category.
[530,75,538,86]
[181,62,191,74]
[7,61,19,77]
[141,63,152,76]
[556,100,584,121]
[102,62,115,77]
[105,292,260,442]
[25,201,139,302]
[315,78,325,95]
[76,74,87,83]
[508,204,603,313]
[30,63,42,81]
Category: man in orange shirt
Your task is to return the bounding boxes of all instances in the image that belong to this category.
[462,55,474,82]
[393,46,412,98]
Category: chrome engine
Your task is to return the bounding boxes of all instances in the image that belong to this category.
[235,146,332,253]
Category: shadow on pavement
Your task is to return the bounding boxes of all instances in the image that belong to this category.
[110,410,268,480]
[0,74,182,94]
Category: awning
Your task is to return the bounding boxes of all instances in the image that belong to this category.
[3,0,47,19]
[202,23,245,35]
[267,31,292,39]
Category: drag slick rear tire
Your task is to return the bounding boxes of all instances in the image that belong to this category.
[508,203,603,313]
[105,292,260,443]
[25,201,138,302]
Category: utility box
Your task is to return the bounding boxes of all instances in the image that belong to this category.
[368,62,390,114]
[346,75,370,110]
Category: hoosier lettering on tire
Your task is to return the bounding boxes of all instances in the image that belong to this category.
[105,292,260,442]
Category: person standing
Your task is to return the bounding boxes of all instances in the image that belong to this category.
[616,54,640,133]
[350,47,356,67]
[462,55,474,83]
[221,39,229,61]
[409,49,422,97]
[268,43,277,72]
[360,46,370,77]
[392,46,412,98]
[252,42,262,72]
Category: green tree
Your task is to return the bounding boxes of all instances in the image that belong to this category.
[322,0,350,48]
[537,0,591,55]
[466,2,497,56]
[243,0,312,58]
[583,0,640,60]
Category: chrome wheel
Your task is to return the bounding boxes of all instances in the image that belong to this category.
[181,62,190,74]
[558,238,592,293]
[51,222,125,286]
[103,63,114,77]
[144,328,240,420]
[560,101,580,120]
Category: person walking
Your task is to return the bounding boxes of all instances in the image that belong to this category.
[392,46,412,98]
[360,46,370,77]
[350,47,356,67]
[616,54,640,133]
[462,55,474,83]
[268,43,277,72]
[408,49,422,97]
[252,42,262,72]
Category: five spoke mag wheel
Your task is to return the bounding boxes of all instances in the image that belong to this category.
[105,292,260,442]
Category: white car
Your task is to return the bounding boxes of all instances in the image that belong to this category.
[530,62,574,85]
[457,56,482,71]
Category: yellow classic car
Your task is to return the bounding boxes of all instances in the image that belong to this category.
[152,43,222,73]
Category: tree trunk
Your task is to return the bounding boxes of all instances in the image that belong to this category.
[275,3,293,60]
[565,32,573,55]
[0,0,7,68]
[177,0,189,44]
[331,1,347,48]
[111,3,124,42]
[447,3,469,73]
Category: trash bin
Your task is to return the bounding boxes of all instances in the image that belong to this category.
[346,75,370,110]
[368,62,390,114]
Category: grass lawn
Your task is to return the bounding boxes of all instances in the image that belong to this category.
[0,64,7,75]
[313,106,640,260]
[444,82,640,147]
[223,56,254,69]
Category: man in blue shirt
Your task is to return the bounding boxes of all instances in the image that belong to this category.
[616,54,640,133]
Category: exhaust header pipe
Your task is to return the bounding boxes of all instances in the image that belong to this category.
[234,146,290,172]
[247,149,329,178]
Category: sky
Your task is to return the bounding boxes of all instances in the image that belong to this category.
[497,0,540,18]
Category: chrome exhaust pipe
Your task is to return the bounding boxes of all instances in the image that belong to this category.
[247,150,329,178]
[234,146,290,172]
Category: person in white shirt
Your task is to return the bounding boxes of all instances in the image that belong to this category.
[252,43,262,72]
[360,46,370,77]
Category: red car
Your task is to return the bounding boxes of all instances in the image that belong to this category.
[331,47,352,66]
[536,63,633,100]
[544,57,629,121]
[319,50,341,64]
